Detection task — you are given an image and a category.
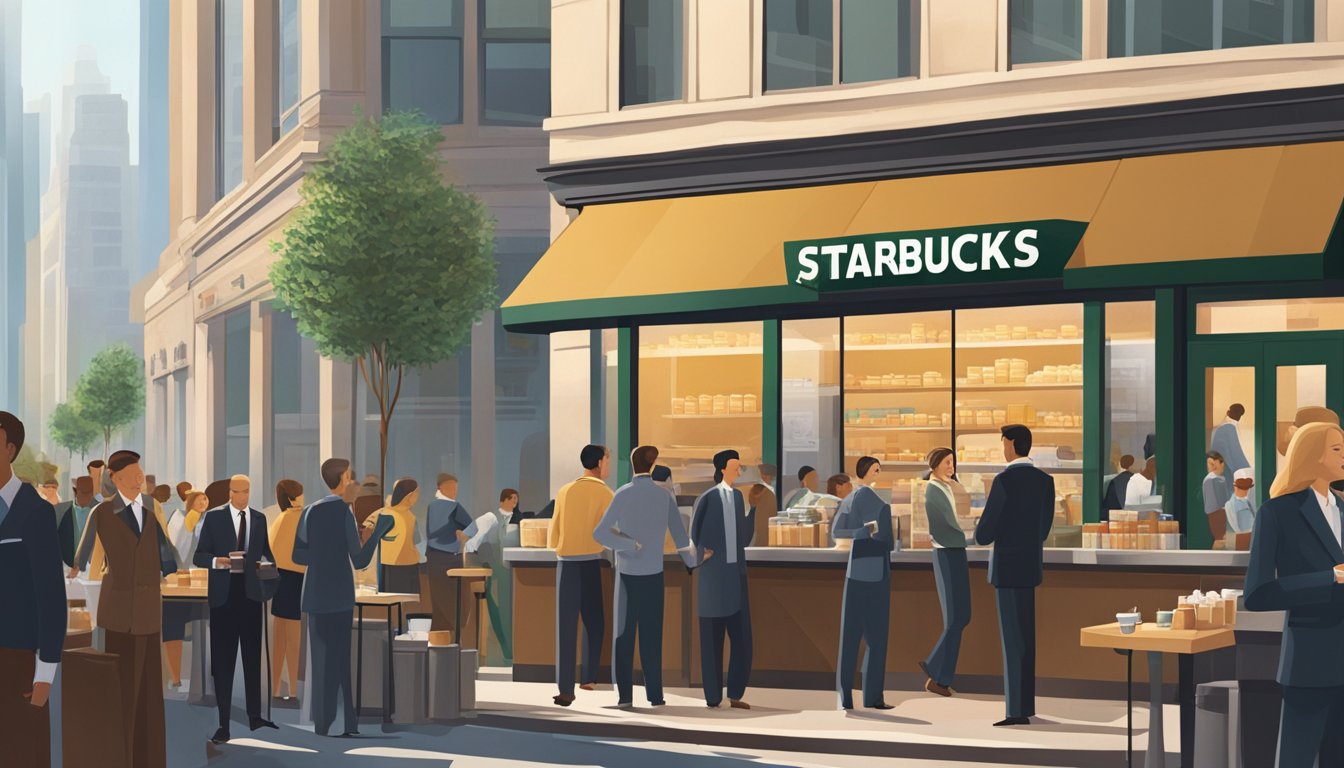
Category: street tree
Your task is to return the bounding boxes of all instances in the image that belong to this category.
[49,401,100,469]
[269,111,496,490]
[74,343,147,461]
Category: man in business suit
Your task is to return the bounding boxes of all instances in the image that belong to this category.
[55,476,96,568]
[70,450,178,768]
[1245,422,1344,768]
[1211,403,1251,487]
[833,456,894,711]
[293,458,393,736]
[1101,455,1135,521]
[975,424,1055,727]
[691,449,755,709]
[193,474,278,743]
[593,445,697,709]
[425,472,474,633]
[747,463,777,548]
[0,412,67,768]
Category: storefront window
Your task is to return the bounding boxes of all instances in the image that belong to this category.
[217,309,250,480]
[954,304,1083,530]
[1197,296,1344,334]
[638,322,763,499]
[1010,0,1082,65]
[782,319,841,498]
[620,0,684,106]
[271,311,322,504]
[843,312,953,526]
[1109,0,1312,58]
[1103,301,1156,519]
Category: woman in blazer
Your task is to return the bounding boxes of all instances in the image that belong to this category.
[920,447,972,697]
[268,479,305,700]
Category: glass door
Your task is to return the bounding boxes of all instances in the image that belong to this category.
[1186,340,1344,549]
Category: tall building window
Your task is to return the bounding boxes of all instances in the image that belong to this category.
[275,0,301,139]
[271,311,322,501]
[215,0,244,198]
[620,0,684,106]
[480,0,550,126]
[765,0,917,92]
[1010,0,1082,65]
[382,0,465,124]
[1109,0,1312,58]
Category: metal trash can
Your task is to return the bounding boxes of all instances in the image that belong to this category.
[459,648,478,711]
[1195,681,1236,768]
[1235,611,1284,768]
[427,643,462,721]
[392,636,429,724]
[351,617,388,713]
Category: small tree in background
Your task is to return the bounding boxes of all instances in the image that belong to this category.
[75,343,146,461]
[49,401,100,471]
[270,111,496,490]
[13,445,58,487]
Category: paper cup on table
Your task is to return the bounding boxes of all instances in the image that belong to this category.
[1156,610,1174,628]
[1116,612,1141,634]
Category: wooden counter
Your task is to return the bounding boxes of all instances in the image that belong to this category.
[509,547,1246,698]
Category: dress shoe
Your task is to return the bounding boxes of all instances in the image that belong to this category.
[729,699,750,710]
[706,701,722,709]
[579,683,596,691]
[925,678,954,697]
[994,717,1031,727]
[249,717,278,731]
[340,731,361,737]
[867,702,895,710]
[210,728,230,744]
[650,700,666,707]
[553,693,575,707]
[617,701,634,710]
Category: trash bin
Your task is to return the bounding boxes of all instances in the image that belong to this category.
[393,636,429,724]
[427,643,461,721]
[1236,610,1284,768]
[1195,681,1236,768]
[351,617,388,713]
[460,648,478,711]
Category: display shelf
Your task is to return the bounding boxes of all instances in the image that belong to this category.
[662,413,761,420]
[845,386,951,395]
[846,339,1080,352]
[641,346,762,358]
[844,425,953,432]
[956,383,1081,392]
[847,460,1085,474]
[844,425,1081,433]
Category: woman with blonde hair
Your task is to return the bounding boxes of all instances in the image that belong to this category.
[268,479,305,700]
[1245,421,1344,767]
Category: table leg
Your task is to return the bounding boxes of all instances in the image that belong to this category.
[188,611,209,705]
[1147,651,1166,768]
[1116,648,1133,768]
[356,604,364,721]
[454,579,461,645]
[384,605,394,723]
[1179,653,1195,768]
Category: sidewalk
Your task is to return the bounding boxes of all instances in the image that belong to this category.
[472,674,1174,767]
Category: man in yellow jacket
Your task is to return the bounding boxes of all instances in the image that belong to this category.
[548,444,613,707]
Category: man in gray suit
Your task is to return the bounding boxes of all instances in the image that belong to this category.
[593,445,697,709]
[1210,403,1251,486]
[690,449,755,709]
[293,458,393,736]
[832,456,894,710]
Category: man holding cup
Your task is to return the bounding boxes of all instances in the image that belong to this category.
[193,474,277,743]
[832,456,894,711]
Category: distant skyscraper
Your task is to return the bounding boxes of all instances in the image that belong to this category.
[139,0,169,280]
[27,94,50,197]
[1,0,24,410]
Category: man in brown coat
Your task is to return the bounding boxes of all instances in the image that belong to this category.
[747,464,778,547]
[70,450,177,768]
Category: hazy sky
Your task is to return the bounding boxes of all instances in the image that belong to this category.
[21,0,141,163]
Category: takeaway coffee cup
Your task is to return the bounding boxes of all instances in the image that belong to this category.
[229,551,245,573]
[1116,612,1141,634]
[1156,610,1174,628]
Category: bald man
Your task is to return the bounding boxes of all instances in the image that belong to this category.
[193,474,276,743]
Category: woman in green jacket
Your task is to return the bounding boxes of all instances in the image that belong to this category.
[920,447,971,697]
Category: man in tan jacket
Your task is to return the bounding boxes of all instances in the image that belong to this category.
[548,444,613,706]
[70,450,177,768]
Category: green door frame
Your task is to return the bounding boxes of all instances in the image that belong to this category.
[1186,336,1344,548]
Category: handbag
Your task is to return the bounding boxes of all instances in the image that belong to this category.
[255,560,280,602]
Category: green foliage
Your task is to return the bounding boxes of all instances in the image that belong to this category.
[49,401,100,461]
[269,111,497,369]
[13,445,58,487]
[74,343,146,456]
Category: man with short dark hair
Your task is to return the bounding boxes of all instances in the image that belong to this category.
[0,412,66,768]
[1211,403,1251,487]
[293,457,393,736]
[594,445,697,709]
[1203,451,1231,547]
[71,449,178,767]
[691,449,754,709]
[783,465,817,510]
[55,476,96,568]
[426,472,473,632]
[833,456,893,710]
[975,425,1055,727]
[549,444,613,706]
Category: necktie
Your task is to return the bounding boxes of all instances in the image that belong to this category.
[237,510,247,551]
[722,488,737,564]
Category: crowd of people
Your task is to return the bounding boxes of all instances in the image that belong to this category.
[546,425,1057,726]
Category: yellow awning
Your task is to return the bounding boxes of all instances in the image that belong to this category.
[503,142,1344,330]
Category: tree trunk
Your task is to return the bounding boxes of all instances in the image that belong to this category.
[103,428,110,465]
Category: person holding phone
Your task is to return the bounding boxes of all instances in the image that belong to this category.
[832,456,894,710]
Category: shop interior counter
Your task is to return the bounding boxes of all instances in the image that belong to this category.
[507,547,1247,697]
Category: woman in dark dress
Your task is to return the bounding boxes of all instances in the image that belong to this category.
[268,479,306,700]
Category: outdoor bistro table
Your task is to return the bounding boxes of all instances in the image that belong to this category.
[353,591,419,723]
[161,584,211,705]
[1080,622,1235,768]
[446,567,492,652]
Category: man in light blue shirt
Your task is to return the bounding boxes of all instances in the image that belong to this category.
[425,473,472,632]
[593,445,696,708]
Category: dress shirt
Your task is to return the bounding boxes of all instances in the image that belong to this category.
[437,492,455,504]
[211,505,251,568]
[0,474,58,685]
[1314,488,1343,547]
[1007,457,1035,467]
[119,492,144,532]
[464,509,508,553]
[718,481,738,564]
